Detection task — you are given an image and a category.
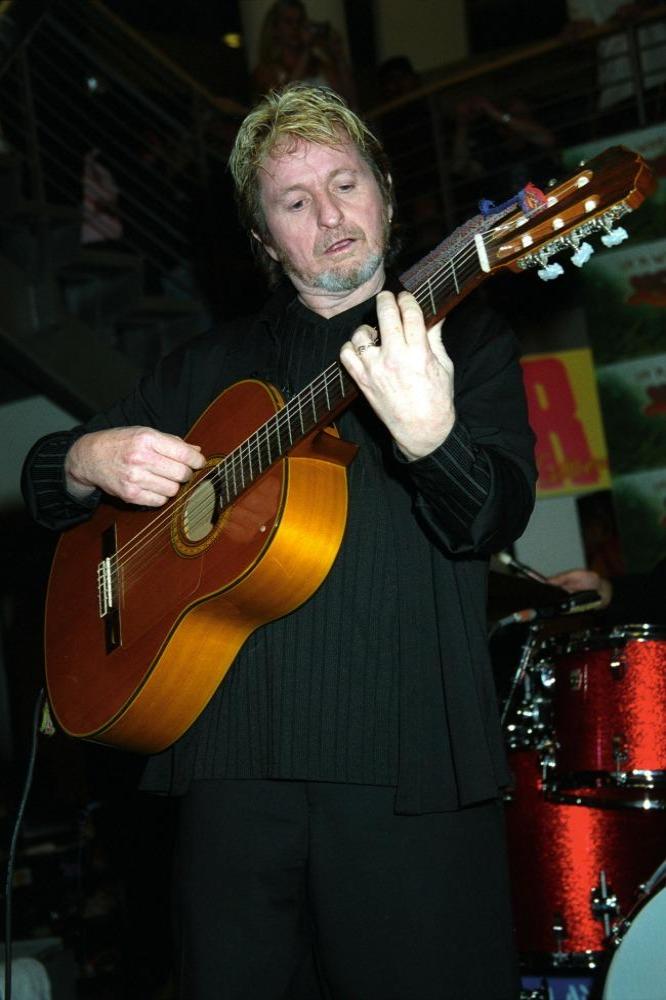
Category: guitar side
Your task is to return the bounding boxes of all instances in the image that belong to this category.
[44,380,355,752]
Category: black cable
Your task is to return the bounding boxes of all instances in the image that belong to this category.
[3,687,46,1000]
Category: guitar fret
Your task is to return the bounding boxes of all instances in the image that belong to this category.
[238,444,246,490]
[309,382,318,425]
[223,460,231,505]
[337,365,346,399]
[284,400,295,446]
[296,391,305,434]
[427,277,436,317]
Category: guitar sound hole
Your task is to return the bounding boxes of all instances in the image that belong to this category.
[182,480,219,542]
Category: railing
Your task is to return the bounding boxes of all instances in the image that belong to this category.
[0,0,248,295]
[364,6,666,253]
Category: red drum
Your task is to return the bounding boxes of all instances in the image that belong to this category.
[538,626,666,802]
[505,749,666,964]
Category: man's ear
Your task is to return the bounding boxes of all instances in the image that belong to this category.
[252,229,278,262]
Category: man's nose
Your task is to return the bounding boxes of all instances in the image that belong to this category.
[316,193,344,228]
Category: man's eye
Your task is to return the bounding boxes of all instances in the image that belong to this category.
[288,199,305,211]
[338,183,355,192]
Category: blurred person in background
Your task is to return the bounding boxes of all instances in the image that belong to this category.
[252,0,356,107]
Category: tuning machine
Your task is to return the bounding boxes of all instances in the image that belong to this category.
[537,257,565,281]
[569,238,595,268]
[600,225,628,247]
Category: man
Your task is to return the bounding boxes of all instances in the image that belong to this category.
[23,84,536,999]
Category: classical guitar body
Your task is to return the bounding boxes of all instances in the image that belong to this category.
[45,379,355,752]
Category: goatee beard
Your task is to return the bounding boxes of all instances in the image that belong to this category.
[311,251,383,293]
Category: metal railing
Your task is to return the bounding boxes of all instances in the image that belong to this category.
[0,0,248,294]
[364,6,666,252]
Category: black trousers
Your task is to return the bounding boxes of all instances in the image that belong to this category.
[175,779,520,1000]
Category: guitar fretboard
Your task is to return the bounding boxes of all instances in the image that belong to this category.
[209,361,356,508]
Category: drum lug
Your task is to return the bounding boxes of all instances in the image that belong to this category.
[591,869,620,938]
[538,743,557,784]
[609,648,626,678]
[612,735,629,778]
[551,910,569,963]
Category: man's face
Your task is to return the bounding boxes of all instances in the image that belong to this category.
[256,136,391,304]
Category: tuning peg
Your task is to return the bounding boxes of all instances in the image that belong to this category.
[570,241,594,267]
[537,261,565,281]
[600,226,628,248]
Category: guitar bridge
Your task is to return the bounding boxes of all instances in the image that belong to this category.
[98,527,120,651]
[98,556,114,617]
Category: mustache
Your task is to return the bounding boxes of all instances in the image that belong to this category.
[316,228,365,255]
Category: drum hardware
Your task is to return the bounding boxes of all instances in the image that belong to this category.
[501,624,543,729]
[609,648,625,678]
[546,782,666,810]
[550,911,570,966]
[611,735,628,781]
[590,870,619,938]
[537,743,557,784]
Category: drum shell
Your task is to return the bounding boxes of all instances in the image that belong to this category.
[541,626,666,788]
[505,748,666,962]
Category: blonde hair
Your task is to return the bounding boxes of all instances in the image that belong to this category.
[229,83,393,246]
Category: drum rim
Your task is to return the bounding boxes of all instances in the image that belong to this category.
[549,768,666,788]
[545,787,666,810]
[518,946,603,970]
[537,623,666,656]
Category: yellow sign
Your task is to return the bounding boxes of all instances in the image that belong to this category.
[521,348,611,497]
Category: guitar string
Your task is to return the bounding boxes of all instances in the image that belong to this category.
[106,233,491,595]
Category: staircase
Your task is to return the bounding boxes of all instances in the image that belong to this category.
[0,0,248,419]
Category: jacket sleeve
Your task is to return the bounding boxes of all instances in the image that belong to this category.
[400,304,537,555]
[21,324,239,532]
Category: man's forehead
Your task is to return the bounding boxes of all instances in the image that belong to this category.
[259,136,366,189]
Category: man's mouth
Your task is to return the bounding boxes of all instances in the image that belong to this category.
[323,237,356,256]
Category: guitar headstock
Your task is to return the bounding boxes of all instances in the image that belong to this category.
[481,146,656,279]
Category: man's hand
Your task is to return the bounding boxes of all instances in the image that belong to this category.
[547,568,613,609]
[65,426,206,507]
[340,290,455,461]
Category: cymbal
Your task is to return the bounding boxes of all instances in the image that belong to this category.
[487,570,564,621]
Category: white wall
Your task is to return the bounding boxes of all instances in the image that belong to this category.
[373,0,468,73]
[514,495,587,578]
[1,396,76,512]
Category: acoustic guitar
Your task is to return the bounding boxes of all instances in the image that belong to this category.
[44,146,655,752]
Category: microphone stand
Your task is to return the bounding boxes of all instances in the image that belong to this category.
[500,624,542,729]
